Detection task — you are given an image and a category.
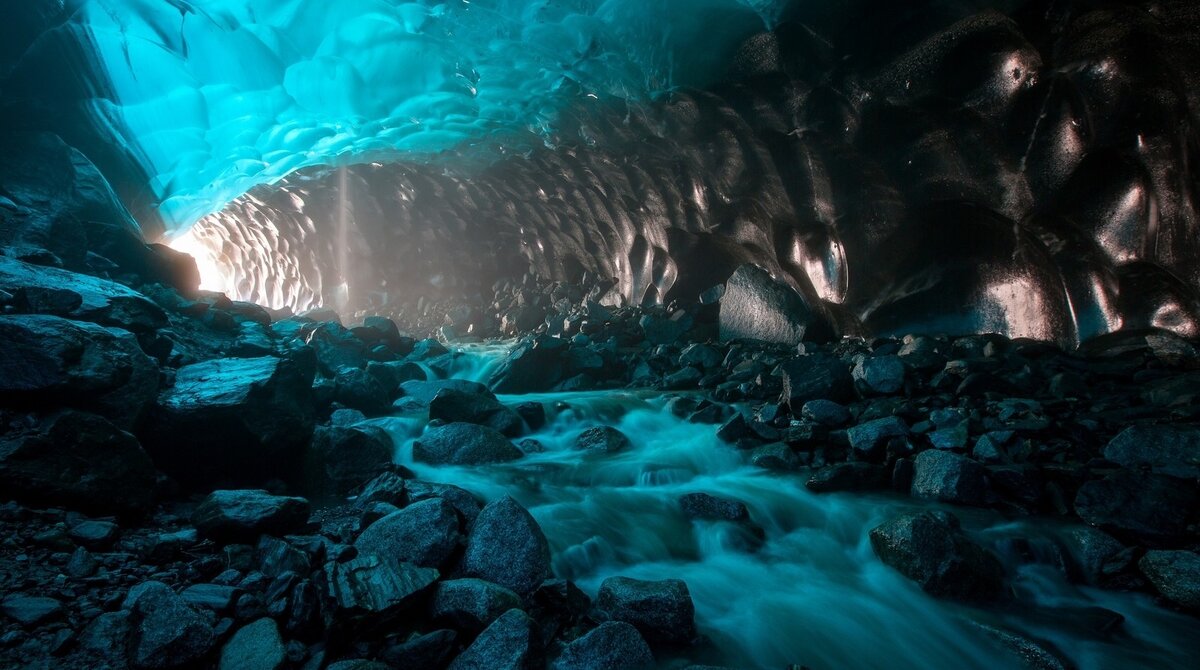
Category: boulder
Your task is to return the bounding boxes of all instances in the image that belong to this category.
[447,608,541,670]
[852,355,906,395]
[1074,471,1198,542]
[1139,550,1200,612]
[778,355,854,410]
[430,388,525,437]
[679,344,723,370]
[128,582,215,669]
[575,426,633,455]
[218,618,285,670]
[381,629,458,668]
[678,493,751,523]
[1103,425,1200,480]
[0,314,158,427]
[488,336,568,394]
[69,519,120,548]
[869,511,1006,602]
[1,595,62,627]
[414,423,523,466]
[430,578,522,633]
[399,379,490,405]
[355,498,462,569]
[801,399,851,426]
[639,312,692,346]
[143,355,315,488]
[806,462,889,492]
[719,264,833,345]
[332,367,391,416]
[554,621,654,670]
[323,555,439,619]
[462,497,552,596]
[354,471,407,508]
[848,416,909,461]
[0,255,166,331]
[594,576,697,646]
[910,450,990,506]
[192,490,311,544]
[0,410,156,514]
[306,424,393,496]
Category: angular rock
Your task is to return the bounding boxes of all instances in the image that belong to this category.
[430,388,524,437]
[399,379,490,405]
[678,493,751,523]
[1,595,62,627]
[574,426,633,455]
[333,367,391,416]
[1075,471,1199,542]
[1139,550,1200,612]
[488,336,568,394]
[448,608,541,670]
[68,519,120,548]
[381,629,459,668]
[801,399,851,426]
[129,582,215,669]
[807,462,889,492]
[0,255,166,331]
[354,471,407,508]
[594,576,697,646]
[910,450,989,506]
[192,490,311,544]
[413,422,523,466]
[1104,425,1200,480]
[869,511,1006,602]
[323,555,439,618]
[719,264,833,345]
[218,618,285,670]
[554,621,654,670]
[462,497,552,596]
[778,355,854,410]
[0,410,155,513]
[852,355,906,395]
[355,498,462,569]
[306,424,393,496]
[181,584,240,612]
[143,355,315,488]
[848,416,909,460]
[430,578,522,633]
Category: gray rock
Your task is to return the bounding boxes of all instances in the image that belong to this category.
[801,399,851,426]
[575,426,633,455]
[68,519,120,549]
[431,578,522,633]
[462,497,552,596]
[1104,425,1200,479]
[448,608,541,670]
[1139,550,1200,612]
[487,336,568,394]
[355,498,462,569]
[639,312,692,346]
[869,511,1006,602]
[414,422,523,466]
[678,493,751,523]
[78,610,133,666]
[354,471,407,508]
[256,536,311,578]
[306,424,393,496]
[554,621,654,670]
[381,629,459,668]
[1,595,62,627]
[719,264,833,345]
[0,255,166,331]
[679,344,722,370]
[1061,527,1126,584]
[594,576,697,646]
[430,388,525,437]
[778,354,854,410]
[1075,471,1199,542]
[852,355,906,394]
[333,367,391,416]
[806,462,889,492]
[192,490,311,544]
[323,555,439,618]
[181,584,240,612]
[910,450,989,506]
[129,582,215,669]
[218,618,284,670]
[848,416,909,460]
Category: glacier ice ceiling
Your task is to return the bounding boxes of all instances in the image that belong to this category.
[4,0,1200,345]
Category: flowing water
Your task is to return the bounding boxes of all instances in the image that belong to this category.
[368,345,1200,670]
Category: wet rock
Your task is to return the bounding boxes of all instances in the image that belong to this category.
[406,481,484,526]
[0,255,166,331]
[594,576,697,646]
[973,624,1072,670]
[79,610,133,666]
[807,462,889,492]
[680,344,723,369]
[355,498,462,569]
[488,336,567,394]
[413,422,523,466]
[192,490,311,544]
[129,582,215,669]
[852,355,906,395]
[554,621,654,670]
[332,367,391,416]
[68,519,119,549]
[575,426,633,455]
[354,471,407,508]
[67,546,99,578]
[778,354,854,410]
[0,410,155,513]
[1103,425,1200,480]
[678,493,751,523]
[447,608,541,670]
[1,595,62,627]
[910,450,990,506]
[719,264,832,345]
[462,496,552,596]
[801,399,851,426]
[0,314,158,428]
[1139,551,1200,612]
[323,555,439,618]
[1074,471,1199,542]
[750,442,800,471]
[869,511,1006,602]
[256,536,311,578]
[181,583,240,612]
[306,424,393,496]
[430,578,522,633]
[1061,527,1127,585]
[143,355,315,488]
[381,629,459,668]
[218,618,285,670]
[848,416,909,460]
[430,388,525,437]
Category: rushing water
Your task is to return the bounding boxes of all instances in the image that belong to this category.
[368,345,1200,670]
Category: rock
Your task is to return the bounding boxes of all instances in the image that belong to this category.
[323,555,439,618]
[1,595,62,627]
[488,336,568,394]
[143,355,315,488]
[413,423,523,466]
[381,629,458,668]
[0,410,156,513]
[68,519,120,548]
[218,618,285,670]
[447,608,541,670]
[181,584,240,612]
[852,355,906,394]
[1139,550,1200,612]
[1075,471,1198,542]
[0,314,158,428]
[1103,425,1200,479]
[332,367,391,416]
[594,576,697,646]
[192,490,311,544]
[678,493,751,523]
[680,344,722,369]
[306,424,393,496]
[869,511,1006,602]
[807,462,889,492]
[79,610,133,666]
[354,471,407,508]
[0,255,166,331]
[462,496,552,596]
[801,399,851,426]
[400,379,490,405]
[639,312,693,346]
[355,498,462,569]
[778,355,854,410]
[750,442,800,471]
[972,432,1009,463]
[1061,527,1127,585]
[430,578,522,633]
[847,416,909,460]
[554,621,654,670]
[662,366,704,390]
[407,481,484,526]
[574,426,633,455]
[910,450,989,506]
[973,624,1072,670]
[430,388,524,437]
[256,536,311,578]
[719,264,833,345]
[67,546,99,578]
[129,582,215,669]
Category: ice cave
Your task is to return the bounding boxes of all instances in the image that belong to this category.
[1,1,1199,669]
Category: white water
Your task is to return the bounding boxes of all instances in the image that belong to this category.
[368,345,1200,669]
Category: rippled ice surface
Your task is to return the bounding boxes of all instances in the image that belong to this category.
[370,345,1200,669]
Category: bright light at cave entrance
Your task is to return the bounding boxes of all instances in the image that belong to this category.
[169,229,232,294]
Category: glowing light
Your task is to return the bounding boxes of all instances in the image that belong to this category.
[168,228,233,294]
